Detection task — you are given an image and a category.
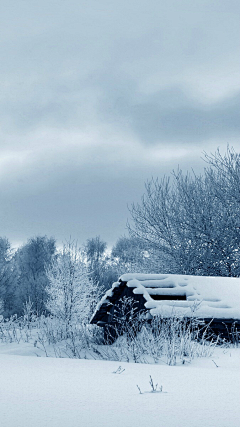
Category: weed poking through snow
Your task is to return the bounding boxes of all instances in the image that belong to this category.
[137,376,164,394]
[112,366,125,374]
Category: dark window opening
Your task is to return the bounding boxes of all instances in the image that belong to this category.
[150,294,186,301]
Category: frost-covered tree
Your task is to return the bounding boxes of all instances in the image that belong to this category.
[83,236,116,291]
[15,236,56,315]
[112,236,144,265]
[111,236,165,275]
[128,147,240,277]
[46,242,101,332]
[85,236,107,266]
[84,236,107,286]
[0,237,18,317]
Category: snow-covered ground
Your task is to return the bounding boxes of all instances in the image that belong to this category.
[0,342,239,427]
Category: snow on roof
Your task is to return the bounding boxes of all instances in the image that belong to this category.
[119,273,240,319]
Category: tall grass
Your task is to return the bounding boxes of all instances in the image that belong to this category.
[0,301,237,364]
[96,312,218,365]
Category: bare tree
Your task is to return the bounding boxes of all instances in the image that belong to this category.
[204,146,240,204]
[128,147,240,277]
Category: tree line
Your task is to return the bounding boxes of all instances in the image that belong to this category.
[0,235,148,318]
[0,146,239,319]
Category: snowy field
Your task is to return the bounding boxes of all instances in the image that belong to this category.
[0,342,239,427]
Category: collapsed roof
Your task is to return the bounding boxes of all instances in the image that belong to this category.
[91,273,240,325]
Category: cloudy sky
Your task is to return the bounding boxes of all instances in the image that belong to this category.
[1,0,240,248]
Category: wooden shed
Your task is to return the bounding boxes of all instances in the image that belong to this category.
[90,273,240,342]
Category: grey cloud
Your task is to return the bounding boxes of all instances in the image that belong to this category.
[0,159,148,246]
[1,0,240,246]
[129,91,240,143]
[0,149,206,247]
[1,0,240,137]
[97,85,240,144]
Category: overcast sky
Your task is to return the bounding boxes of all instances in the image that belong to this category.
[1,0,240,249]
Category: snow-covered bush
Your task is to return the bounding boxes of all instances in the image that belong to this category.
[0,313,37,344]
